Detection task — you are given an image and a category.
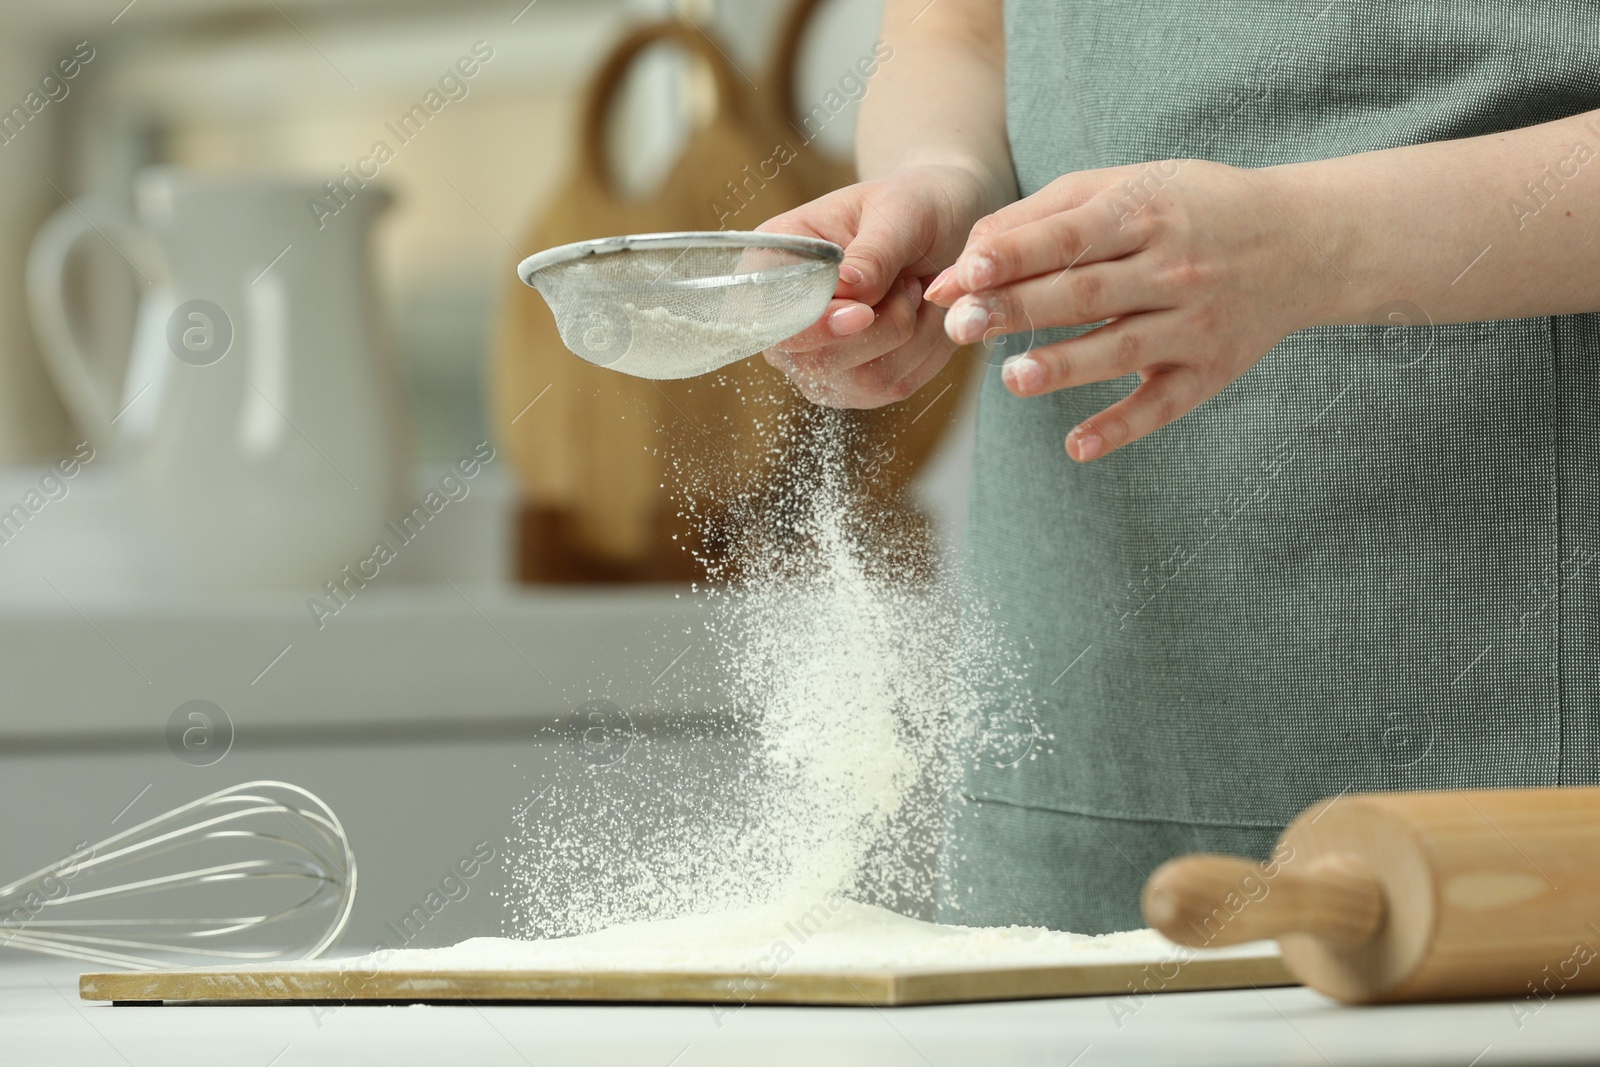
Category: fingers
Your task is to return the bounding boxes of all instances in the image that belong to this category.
[927,192,1149,305]
[770,277,922,370]
[758,199,880,350]
[769,297,877,353]
[967,165,1127,234]
[832,194,939,308]
[990,312,1210,460]
[761,186,937,351]
[999,314,1170,397]
[762,189,933,308]
[756,188,860,252]
[942,259,1170,346]
[872,338,958,408]
[772,285,953,409]
[828,315,956,409]
[1067,367,1206,462]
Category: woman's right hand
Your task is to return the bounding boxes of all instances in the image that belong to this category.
[758,163,998,409]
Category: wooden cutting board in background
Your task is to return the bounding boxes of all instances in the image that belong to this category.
[80,945,1290,1007]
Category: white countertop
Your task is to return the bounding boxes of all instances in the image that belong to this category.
[6,957,1596,1067]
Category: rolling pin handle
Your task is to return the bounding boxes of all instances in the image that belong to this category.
[1142,852,1385,949]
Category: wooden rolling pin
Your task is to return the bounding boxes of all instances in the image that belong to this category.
[1142,787,1600,1003]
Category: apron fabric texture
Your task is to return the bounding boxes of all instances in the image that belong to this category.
[938,0,1600,933]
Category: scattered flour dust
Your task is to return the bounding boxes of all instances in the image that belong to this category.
[325,897,1268,976]
[499,402,1050,956]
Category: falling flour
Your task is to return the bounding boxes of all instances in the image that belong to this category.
[502,402,1047,946]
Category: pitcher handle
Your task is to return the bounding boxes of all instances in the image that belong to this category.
[26,198,164,456]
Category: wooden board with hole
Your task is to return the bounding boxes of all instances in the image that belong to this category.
[80,949,1292,1007]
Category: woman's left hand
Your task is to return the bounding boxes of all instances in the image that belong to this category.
[925,159,1335,461]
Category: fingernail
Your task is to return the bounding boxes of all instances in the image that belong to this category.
[838,263,866,286]
[829,303,874,335]
[905,276,923,308]
[961,253,997,291]
[926,266,956,299]
[1002,355,1043,394]
[946,301,989,344]
[1070,427,1105,461]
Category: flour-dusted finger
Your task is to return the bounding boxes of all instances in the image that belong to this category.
[998,313,1172,396]
[1066,366,1208,461]
[944,258,1170,345]
[934,200,1150,305]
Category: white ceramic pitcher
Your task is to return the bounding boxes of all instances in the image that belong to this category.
[27,168,406,591]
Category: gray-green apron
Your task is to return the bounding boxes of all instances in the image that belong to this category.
[940,0,1600,933]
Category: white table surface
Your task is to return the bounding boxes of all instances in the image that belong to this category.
[5,958,1597,1067]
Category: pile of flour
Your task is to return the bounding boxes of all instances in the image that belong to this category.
[330,898,1270,975]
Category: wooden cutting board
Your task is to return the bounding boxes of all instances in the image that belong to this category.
[80,947,1291,1007]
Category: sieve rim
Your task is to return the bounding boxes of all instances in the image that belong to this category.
[516,231,843,289]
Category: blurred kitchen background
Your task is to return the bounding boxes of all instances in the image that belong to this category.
[0,0,978,957]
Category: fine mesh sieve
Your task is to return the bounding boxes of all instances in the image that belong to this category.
[517,231,844,380]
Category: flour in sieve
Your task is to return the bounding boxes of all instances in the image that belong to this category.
[599,304,772,380]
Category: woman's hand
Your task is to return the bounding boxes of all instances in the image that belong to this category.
[758,163,1001,409]
[926,159,1335,461]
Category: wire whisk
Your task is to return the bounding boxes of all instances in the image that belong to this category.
[0,781,356,971]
